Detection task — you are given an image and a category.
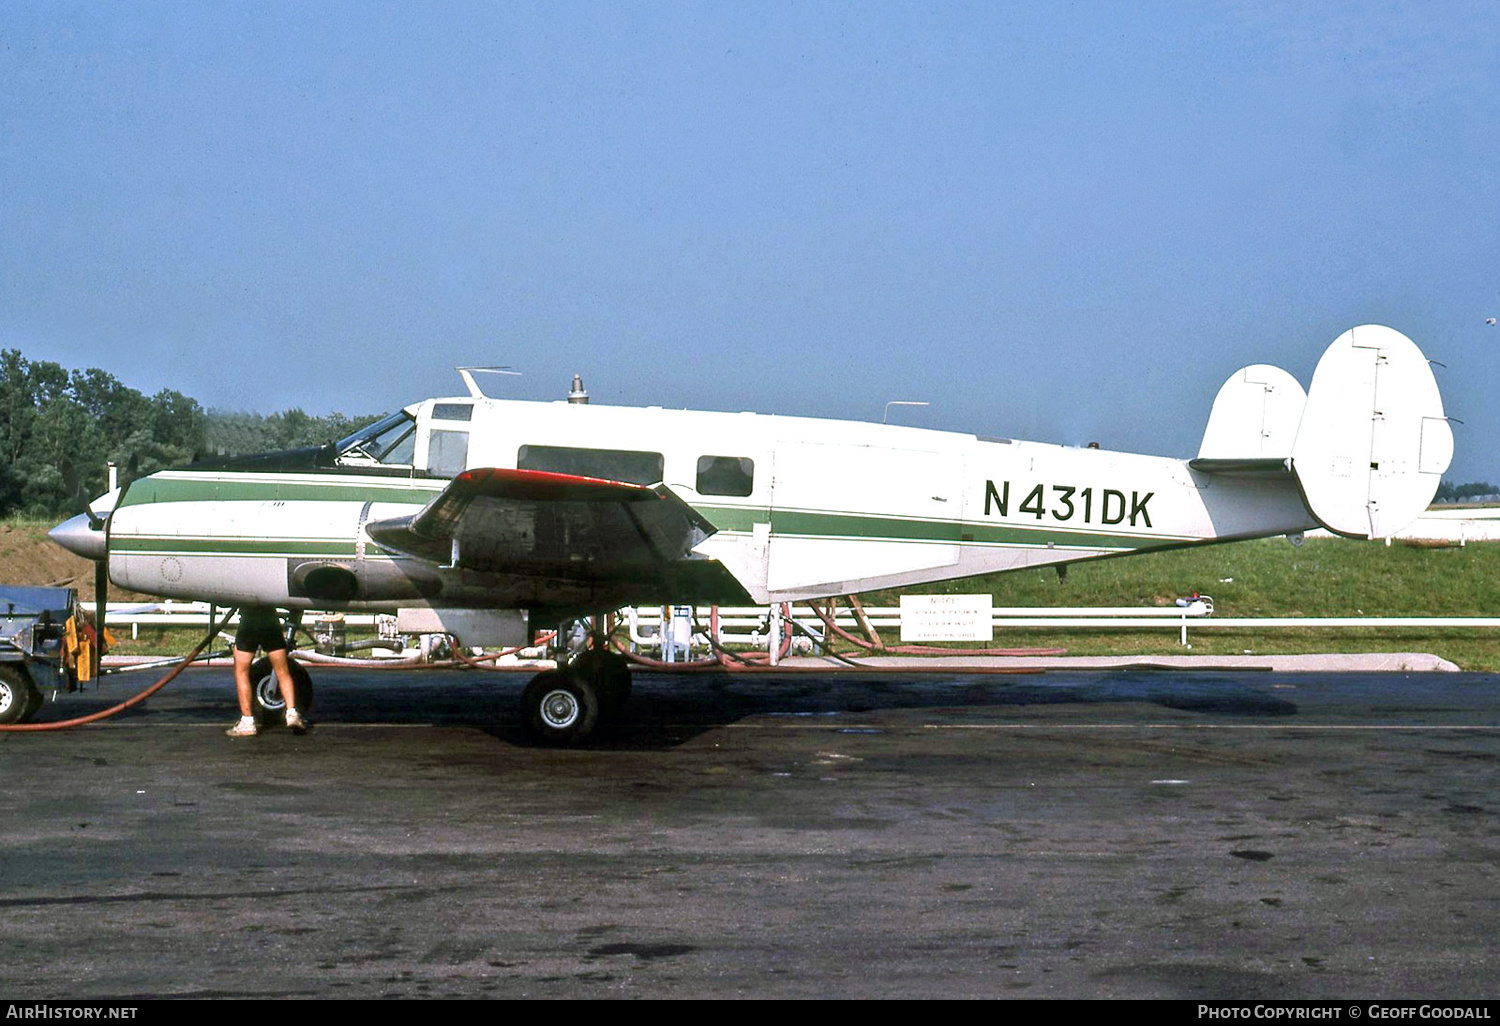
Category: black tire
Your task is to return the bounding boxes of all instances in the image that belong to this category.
[592,651,633,716]
[0,664,41,725]
[521,670,600,745]
[249,656,314,726]
[568,649,632,716]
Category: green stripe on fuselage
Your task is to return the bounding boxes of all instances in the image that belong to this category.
[692,504,1179,550]
[120,474,443,506]
[116,476,1180,554]
[112,537,361,557]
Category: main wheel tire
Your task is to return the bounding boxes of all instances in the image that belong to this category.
[521,670,600,745]
[0,664,41,725]
[595,655,632,717]
[249,656,314,726]
[571,650,633,716]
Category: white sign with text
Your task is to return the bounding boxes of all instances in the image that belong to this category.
[899,594,994,642]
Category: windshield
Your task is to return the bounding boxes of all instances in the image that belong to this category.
[335,410,417,467]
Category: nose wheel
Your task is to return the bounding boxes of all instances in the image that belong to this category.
[250,656,315,726]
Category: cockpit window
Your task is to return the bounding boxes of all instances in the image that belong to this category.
[432,403,473,422]
[336,411,417,467]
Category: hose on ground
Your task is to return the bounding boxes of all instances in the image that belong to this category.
[442,632,557,672]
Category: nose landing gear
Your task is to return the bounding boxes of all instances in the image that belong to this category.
[249,656,315,727]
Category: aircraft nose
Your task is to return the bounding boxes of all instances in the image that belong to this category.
[48,513,108,562]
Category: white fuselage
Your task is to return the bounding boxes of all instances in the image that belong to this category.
[104,396,1318,610]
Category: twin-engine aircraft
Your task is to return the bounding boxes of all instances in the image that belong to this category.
[50,324,1453,742]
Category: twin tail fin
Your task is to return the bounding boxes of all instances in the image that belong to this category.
[1193,325,1453,539]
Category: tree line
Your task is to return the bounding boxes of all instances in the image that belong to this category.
[1434,480,1499,503]
[0,350,379,518]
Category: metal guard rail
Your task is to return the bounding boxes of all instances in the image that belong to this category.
[97,601,1500,651]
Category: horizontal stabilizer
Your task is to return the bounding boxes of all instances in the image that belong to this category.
[1187,457,1293,477]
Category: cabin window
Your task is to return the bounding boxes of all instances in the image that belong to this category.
[432,403,473,422]
[517,445,664,486]
[696,455,755,496]
[428,430,470,478]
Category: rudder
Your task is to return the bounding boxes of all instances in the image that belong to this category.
[1289,325,1453,539]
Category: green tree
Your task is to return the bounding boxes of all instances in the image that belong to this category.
[0,351,208,517]
[0,347,384,517]
[1435,480,1499,503]
[204,407,383,457]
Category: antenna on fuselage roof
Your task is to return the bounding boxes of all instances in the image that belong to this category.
[568,374,589,404]
[455,366,521,399]
[883,400,929,424]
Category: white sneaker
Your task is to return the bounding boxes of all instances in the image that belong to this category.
[225,716,258,738]
[285,709,310,735]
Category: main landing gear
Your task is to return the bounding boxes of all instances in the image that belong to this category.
[521,645,631,746]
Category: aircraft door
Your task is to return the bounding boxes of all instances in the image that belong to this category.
[410,401,477,479]
[767,443,963,596]
[427,430,470,478]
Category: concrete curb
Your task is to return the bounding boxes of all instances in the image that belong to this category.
[103,651,1463,673]
[773,652,1463,672]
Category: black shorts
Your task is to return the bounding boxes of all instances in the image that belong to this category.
[235,607,288,654]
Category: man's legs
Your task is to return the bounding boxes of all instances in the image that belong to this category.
[230,647,304,734]
[229,648,260,736]
[233,648,257,718]
[266,648,305,722]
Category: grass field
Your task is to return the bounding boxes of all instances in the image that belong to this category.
[885,535,1500,615]
[869,536,1500,669]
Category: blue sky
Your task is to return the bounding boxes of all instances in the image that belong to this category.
[4,2,1498,481]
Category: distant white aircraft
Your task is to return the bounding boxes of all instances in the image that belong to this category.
[50,324,1453,742]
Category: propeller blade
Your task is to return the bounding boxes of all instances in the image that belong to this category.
[95,556,109,658]
[60,458,103,529]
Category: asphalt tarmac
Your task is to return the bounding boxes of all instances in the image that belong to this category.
[2,664,1498,999]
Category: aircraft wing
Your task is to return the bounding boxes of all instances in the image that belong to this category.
[364,467,719,578]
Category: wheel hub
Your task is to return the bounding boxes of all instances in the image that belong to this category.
[539,688,580,729]
[256,674,284,711]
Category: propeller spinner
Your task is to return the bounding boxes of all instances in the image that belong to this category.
[48,481,123,660]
